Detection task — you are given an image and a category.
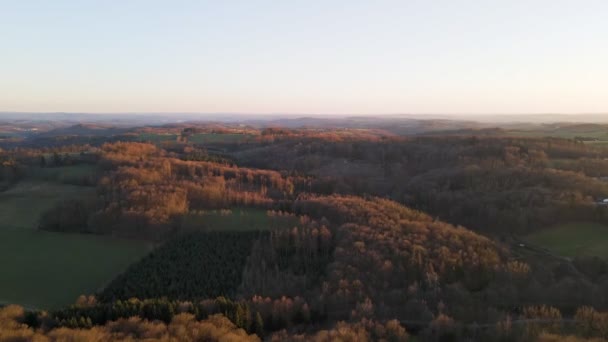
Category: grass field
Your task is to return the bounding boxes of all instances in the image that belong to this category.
[584,140,608,148]
[137,132,254,144]
[29,164,99,184]
[525,222,608,259]
[508,130,607,140]
[0,229,152,309]
[0,180,152,309]
[507,127,608,141]
[138,133,178,143]
[188,133,253,144]
[0,181,95,229]
[41,152,84,161]
[181,208,298,232]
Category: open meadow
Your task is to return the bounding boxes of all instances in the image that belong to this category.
[29,164,99,185]
[0,173,152,309]
[0,181,95,229]
[138,132,178,143]
[525,222,608,259]
[187,133,254,144]
[0,229,151,309]
[505,124,608,145]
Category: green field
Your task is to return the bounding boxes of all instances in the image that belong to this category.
[0,229,151,309]
[181,208,297,232]
[138,133,178,143]
[188,133,253,144]
[0,181,95,229]
[137,132,254,144]
[526,222,608,259]
[507,127,608,141]
[0,180,152,309]
[28,164,99,184]
[584,140,608,148]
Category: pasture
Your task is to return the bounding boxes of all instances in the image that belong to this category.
[525,222,608,259]
[187,133,253,144]
[506,125,608,141]
[0,180,152,309]
[585,140,608,148]
[0,181,95,229]
[0,229,152,309]
[136,132,254,145]
[29,164,99,185]
[138,133,178,143]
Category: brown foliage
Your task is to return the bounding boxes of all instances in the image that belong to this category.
[0,305,259,342]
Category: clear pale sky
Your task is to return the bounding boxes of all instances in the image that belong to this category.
[1,1,607,115]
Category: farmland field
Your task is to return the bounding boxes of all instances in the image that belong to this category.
[506,126,608,141]
[28,164,99,185]
[584,140,608,148]
[0,229,152,309]
[0,180,153,309]
[188,133,254,144]
[137,132,254,144]
[525,222,608,259]
[138,133,178,143]
[0,181,95,229]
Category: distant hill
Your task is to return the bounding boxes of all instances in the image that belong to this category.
[36,124,130,137]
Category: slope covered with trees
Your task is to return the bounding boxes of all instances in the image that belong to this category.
[38,142,296,239]
[233,135,608,235]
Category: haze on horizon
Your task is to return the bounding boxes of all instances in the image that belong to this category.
[1,1,607,115]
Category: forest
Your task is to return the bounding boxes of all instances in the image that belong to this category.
[3,124,608,341]
[98,232,261,302]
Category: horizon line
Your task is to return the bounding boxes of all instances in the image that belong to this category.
[1,111,608,117]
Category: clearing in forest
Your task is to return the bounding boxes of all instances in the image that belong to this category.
[525,222,608,259]
[188,133,253,144]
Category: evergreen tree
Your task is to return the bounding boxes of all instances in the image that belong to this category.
[253,312,264,337]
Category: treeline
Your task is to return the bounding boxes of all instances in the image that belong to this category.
[258,127,389,142]
[26,296,322,337]
[180,145,234,164]
[4,295,411,340]
[0,134,136,150]
[0,144,97,160]
[0,145,98,184]
[47,297,265,334]
[9,300,608,341]
[270,319,409,341]
[0,304,259,342]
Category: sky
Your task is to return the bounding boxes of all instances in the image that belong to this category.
[1,0,608,115]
